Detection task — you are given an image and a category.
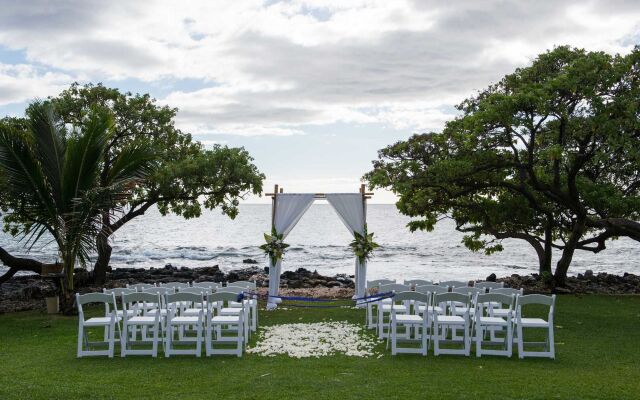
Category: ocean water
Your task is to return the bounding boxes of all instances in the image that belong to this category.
[0,204,638,281]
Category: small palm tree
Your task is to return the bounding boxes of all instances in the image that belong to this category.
[0,102,156,311]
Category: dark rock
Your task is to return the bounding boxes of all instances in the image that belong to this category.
[584,269,594,278]
[486,273,497,282]
[242,259,258,264]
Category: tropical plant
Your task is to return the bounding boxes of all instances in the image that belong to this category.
[349,225,379,264]
[0,102,156,310]
[259,227,290,266]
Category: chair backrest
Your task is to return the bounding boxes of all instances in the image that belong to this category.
[491,288,523,296]
[392,291,430,303]
[166,292,203,305]
[160,282,190,290]
[226,281,256,289]
[516,294,556,307]
[476,293,514,308]
[515,294,556,321]
[475,281,504,291]
[76,292,117,318]
[378,283,411,294]
[121,291,160,305]
[121,292,161,315]
[180,286,212,295]
[367,279,395,288]
[192,281,220,290]
[103,288,136,296]
[439,280,470,288]
[434,292,471,306]
[143,287,173,296]
[415,284,448,295]
[452,287,484,296]
[208,291,244,303]
[403,279,433,287]
[126,283,156,291]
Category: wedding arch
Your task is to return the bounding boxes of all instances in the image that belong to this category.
[263,184,373,309]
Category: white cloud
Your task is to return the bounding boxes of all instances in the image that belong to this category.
[0,64,75,106]
[0,0,638,134]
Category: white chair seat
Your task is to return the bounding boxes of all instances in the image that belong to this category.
[436,315,466,325]
[116,309,138,317]
[182,308,204,316]
[170,316,200,324]
[518,318,549,328]
[491,309,511,317]
[220,307,242,315]
[417,305,444,314]
[380,298,392,304]
[84,316,120,326]
[381,304,407,312]
[395,314,424,323]
[211,315,241,324]
[127,316,157,325]
[478,316,508,326]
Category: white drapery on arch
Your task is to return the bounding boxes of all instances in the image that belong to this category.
[267,194,315,309]
[266,192,369,309]
[325,194,367,301]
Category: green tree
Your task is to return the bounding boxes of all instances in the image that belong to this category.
[366,46,640,285]
[45,83,265,283]
[0,102,155,309]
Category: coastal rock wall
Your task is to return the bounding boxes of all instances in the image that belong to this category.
[1,264,638,313]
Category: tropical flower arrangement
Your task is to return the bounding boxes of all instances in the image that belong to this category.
[349,224,380,264]
[259,227,289,265]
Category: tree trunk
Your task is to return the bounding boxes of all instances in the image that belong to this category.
[554,219,585,286]
[59,253,77,315]
[0,246,57,284]
[541,218,553,275]
[93,232,112,285]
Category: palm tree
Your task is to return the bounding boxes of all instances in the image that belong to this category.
[0,102,156,311]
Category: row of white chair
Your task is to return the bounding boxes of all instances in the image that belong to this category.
[381,290,555,359]
[78,283,258,358]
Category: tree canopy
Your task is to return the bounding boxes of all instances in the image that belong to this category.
[0,83,265,284]
[366,46,640,284]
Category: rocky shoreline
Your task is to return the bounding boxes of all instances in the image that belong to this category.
[1,264,639,313]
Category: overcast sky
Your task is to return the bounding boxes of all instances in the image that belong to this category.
[0,0,638,203]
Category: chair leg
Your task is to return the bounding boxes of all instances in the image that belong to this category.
[434,320,440,356]
[120,322,127,358]
[152,323,159,358]
[548,324,555,359]
[475,325,482,357]
[195,321,202,358]
[165,323,172,358]
[517,324,524,359]
[77,324,84,358]
[108,323,115,358]
[391,320,396,355]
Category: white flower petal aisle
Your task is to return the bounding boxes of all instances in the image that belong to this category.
[247,321,379,358]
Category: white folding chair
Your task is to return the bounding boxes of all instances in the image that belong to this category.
[206,292,245,357]
[76,292,120,358]
[387,291,431,356]
[377,284,411,339]
[473,293,514,357]
[475,281,504,292]
[120,292,162,357]
[164,292,204,357]
[227,281,258,333]
[160,282,190,291]
[515,294,556,359]
[433,292,471,356]
[102,288,136,340]
[216,286,251,343]
[488,288,523,341]
[365,279,395,329]
[415,285,448,321]
[126,283,156,292]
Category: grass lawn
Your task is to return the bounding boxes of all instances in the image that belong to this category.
[0,295,639,400]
